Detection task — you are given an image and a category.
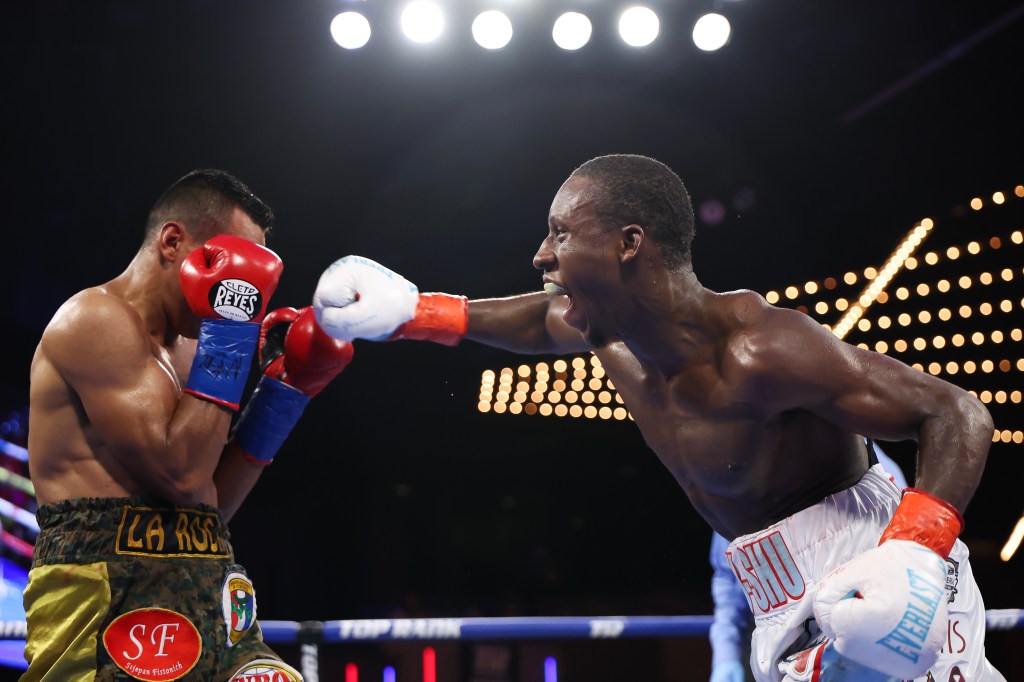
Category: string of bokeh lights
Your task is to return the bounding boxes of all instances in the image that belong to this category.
[329,2,732,52]
[476,183,1024,447]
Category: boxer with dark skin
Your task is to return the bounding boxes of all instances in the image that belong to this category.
[465,229,978,541]
[313,154,1004,680]
[25,169,352,682]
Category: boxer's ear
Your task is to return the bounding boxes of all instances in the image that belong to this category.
[157,222,187,263]
[620,224,644,262]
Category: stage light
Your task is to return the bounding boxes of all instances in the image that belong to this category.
[472,10,513,50]
[401,1,444,44]
[331,12,372,50]
[618,6,660,48]
[544,655,558,682]
[1001,513,1024,561]
[552,12,592,51]
[692,12,731,52]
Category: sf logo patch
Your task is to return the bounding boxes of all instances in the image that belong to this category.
[209,278,261,321]
[102,608,202,681]
[222,571,257,646]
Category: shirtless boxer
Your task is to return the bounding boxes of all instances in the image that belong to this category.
[24,169,352,681]
[310,154,1005,681]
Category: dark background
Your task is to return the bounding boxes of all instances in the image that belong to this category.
[4,0,1024,675]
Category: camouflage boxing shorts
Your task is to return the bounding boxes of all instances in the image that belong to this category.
[21,496,302,682]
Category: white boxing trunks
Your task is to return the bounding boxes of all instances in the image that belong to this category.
[725,464,1005,682]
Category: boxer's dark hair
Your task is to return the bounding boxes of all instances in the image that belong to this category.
[143,169,275,244]
[571,154,695,270]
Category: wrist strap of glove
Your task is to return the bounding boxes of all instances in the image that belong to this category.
[184,319,259,410]
[879,487,964,558]
[388,293,468,346]
[233,376,311,465]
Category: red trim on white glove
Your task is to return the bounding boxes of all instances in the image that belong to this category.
[388,293,468,346]
[879,487,964,558]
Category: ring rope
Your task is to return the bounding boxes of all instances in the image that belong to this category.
[0,611,1020,642]
[0,498,38,534]
[0,440,27,464]
[0,468,34,498]
[253,610,1024,644]
[0,532,32,560]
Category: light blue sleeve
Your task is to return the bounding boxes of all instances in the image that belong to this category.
[871,440,909,489]
[708,531,752,669]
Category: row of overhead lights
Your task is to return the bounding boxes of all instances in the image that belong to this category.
[330,3,732,52]
[763,186,1024,314]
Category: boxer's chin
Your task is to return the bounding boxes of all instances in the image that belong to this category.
[583,326,607,348]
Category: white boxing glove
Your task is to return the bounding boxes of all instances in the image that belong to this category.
[813,486,964,680]
[312,255,420,342]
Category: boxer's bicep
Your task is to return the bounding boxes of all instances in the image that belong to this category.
[736,308,938,441]
[45,294,182,468]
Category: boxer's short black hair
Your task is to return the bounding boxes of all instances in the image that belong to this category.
[143,169,275,243]
[571,154,695,269]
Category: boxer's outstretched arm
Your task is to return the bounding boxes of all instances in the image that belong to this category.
[466,293,590,355]
[313,255,589,354]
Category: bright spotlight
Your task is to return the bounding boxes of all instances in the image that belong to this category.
[472,10,513,50]
[618,6,659,48]
[552,12,592,51]
[401,1,444,44]
[330,12,371,50]
[692,13,731,52]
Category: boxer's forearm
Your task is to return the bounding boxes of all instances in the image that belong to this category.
[913,394,994,514]
[214,441,266,523]
[466,293,589,355]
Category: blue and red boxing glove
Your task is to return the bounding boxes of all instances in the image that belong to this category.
[234,306,354,464]
[181,234,284,410]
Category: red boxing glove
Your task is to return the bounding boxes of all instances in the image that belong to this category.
[234,306,353,463]
[260,306,354,397]
[180,234,283,323]
[878,487,964,558]
[386,293,468,346]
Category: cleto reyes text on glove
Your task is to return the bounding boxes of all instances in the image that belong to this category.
[180,234,284,409]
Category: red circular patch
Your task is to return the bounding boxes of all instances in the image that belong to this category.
[102,608,202,681]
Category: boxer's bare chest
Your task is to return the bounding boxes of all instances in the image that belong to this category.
[594,345,862,538]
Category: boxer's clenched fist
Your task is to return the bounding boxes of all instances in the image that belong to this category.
[313,255,468,346]
[180,234,283,323]
[313,255,419,342]
[260,306,354,397]
[234,306,354,464]
[813,539,948,678]
[180,235,284,409]
[813,487,962,679]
